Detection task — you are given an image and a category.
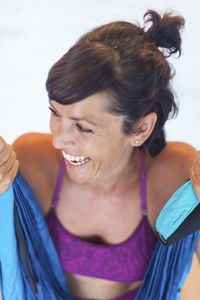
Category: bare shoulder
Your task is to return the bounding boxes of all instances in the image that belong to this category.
[156,141,196,180]
[13,132,61,214]
[13,132,60,171]
[147,142,197,225]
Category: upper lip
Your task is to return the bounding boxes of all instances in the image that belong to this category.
[62,151,89,158]
[62,151,80,156]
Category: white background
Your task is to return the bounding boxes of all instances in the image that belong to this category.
[0,0,199,148]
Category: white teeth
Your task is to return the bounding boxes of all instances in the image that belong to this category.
[66,154,71,161]
[62,151,89,165]
[69,158,90,166]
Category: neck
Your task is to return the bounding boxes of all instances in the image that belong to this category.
[87,148,140,199]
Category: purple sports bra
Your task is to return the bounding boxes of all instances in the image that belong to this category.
[45,150,157,300]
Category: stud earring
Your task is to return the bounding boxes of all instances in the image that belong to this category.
[135,140,140,144]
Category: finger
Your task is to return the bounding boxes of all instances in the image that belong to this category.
[0,144,12,167]
[0,160,19,194]
[7,159,19,186]
[0,151,16,175]
[0,137,6,152]
[10,159,19,181]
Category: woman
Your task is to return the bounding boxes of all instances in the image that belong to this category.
[0,9,199,300]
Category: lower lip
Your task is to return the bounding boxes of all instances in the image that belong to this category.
[64,158,91,170]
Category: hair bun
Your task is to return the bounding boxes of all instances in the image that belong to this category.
[144,10,185,57]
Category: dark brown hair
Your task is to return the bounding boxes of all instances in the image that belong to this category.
[46,10,185,156]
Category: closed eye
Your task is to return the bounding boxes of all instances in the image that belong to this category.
[49,106,93,133]
[48,106,60,118]
[76,123,93,133]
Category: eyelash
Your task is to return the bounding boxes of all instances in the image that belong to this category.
[48,106,93,134]
[48,106,60,118]
[75,123,93,133]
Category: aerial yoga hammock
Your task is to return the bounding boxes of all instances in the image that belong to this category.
[0,171,199,300]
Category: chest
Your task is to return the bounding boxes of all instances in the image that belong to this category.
[45,154,181,245]
[55,181,150,245]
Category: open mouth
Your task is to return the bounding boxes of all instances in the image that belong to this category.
[62,151,91,166]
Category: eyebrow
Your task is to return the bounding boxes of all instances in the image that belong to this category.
[49,100,100,127]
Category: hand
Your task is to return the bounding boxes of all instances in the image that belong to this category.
[0,136,19,194]
[190,151,200,200]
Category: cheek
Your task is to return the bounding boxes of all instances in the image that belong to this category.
[83,137,115,161]
[80,138,96,156]
[49,117,53,133]
[49,117,58,135]
[99,135,130,162]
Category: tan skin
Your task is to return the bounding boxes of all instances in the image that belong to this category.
[0,92,199,299]
[191,151,200,200]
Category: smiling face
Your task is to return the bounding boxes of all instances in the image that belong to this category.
[49,92,136,185]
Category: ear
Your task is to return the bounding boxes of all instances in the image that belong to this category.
[130,112,157,147]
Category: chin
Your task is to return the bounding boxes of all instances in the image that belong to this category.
[67,171,90,184]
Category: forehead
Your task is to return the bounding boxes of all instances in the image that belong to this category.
[50,92,119,125]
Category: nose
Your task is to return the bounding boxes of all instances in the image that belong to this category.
[52,121,76,150]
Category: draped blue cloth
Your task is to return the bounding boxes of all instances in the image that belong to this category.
[135,232,199,300]
[0,171,199,299]
[0,171,73,300]
[156,180,199,240]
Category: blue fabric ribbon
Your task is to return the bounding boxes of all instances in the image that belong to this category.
[0,171,73,300]
[0,172,199,299]
[156,180,199,240]
[135,231,199,300]
[0,183,25,299]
